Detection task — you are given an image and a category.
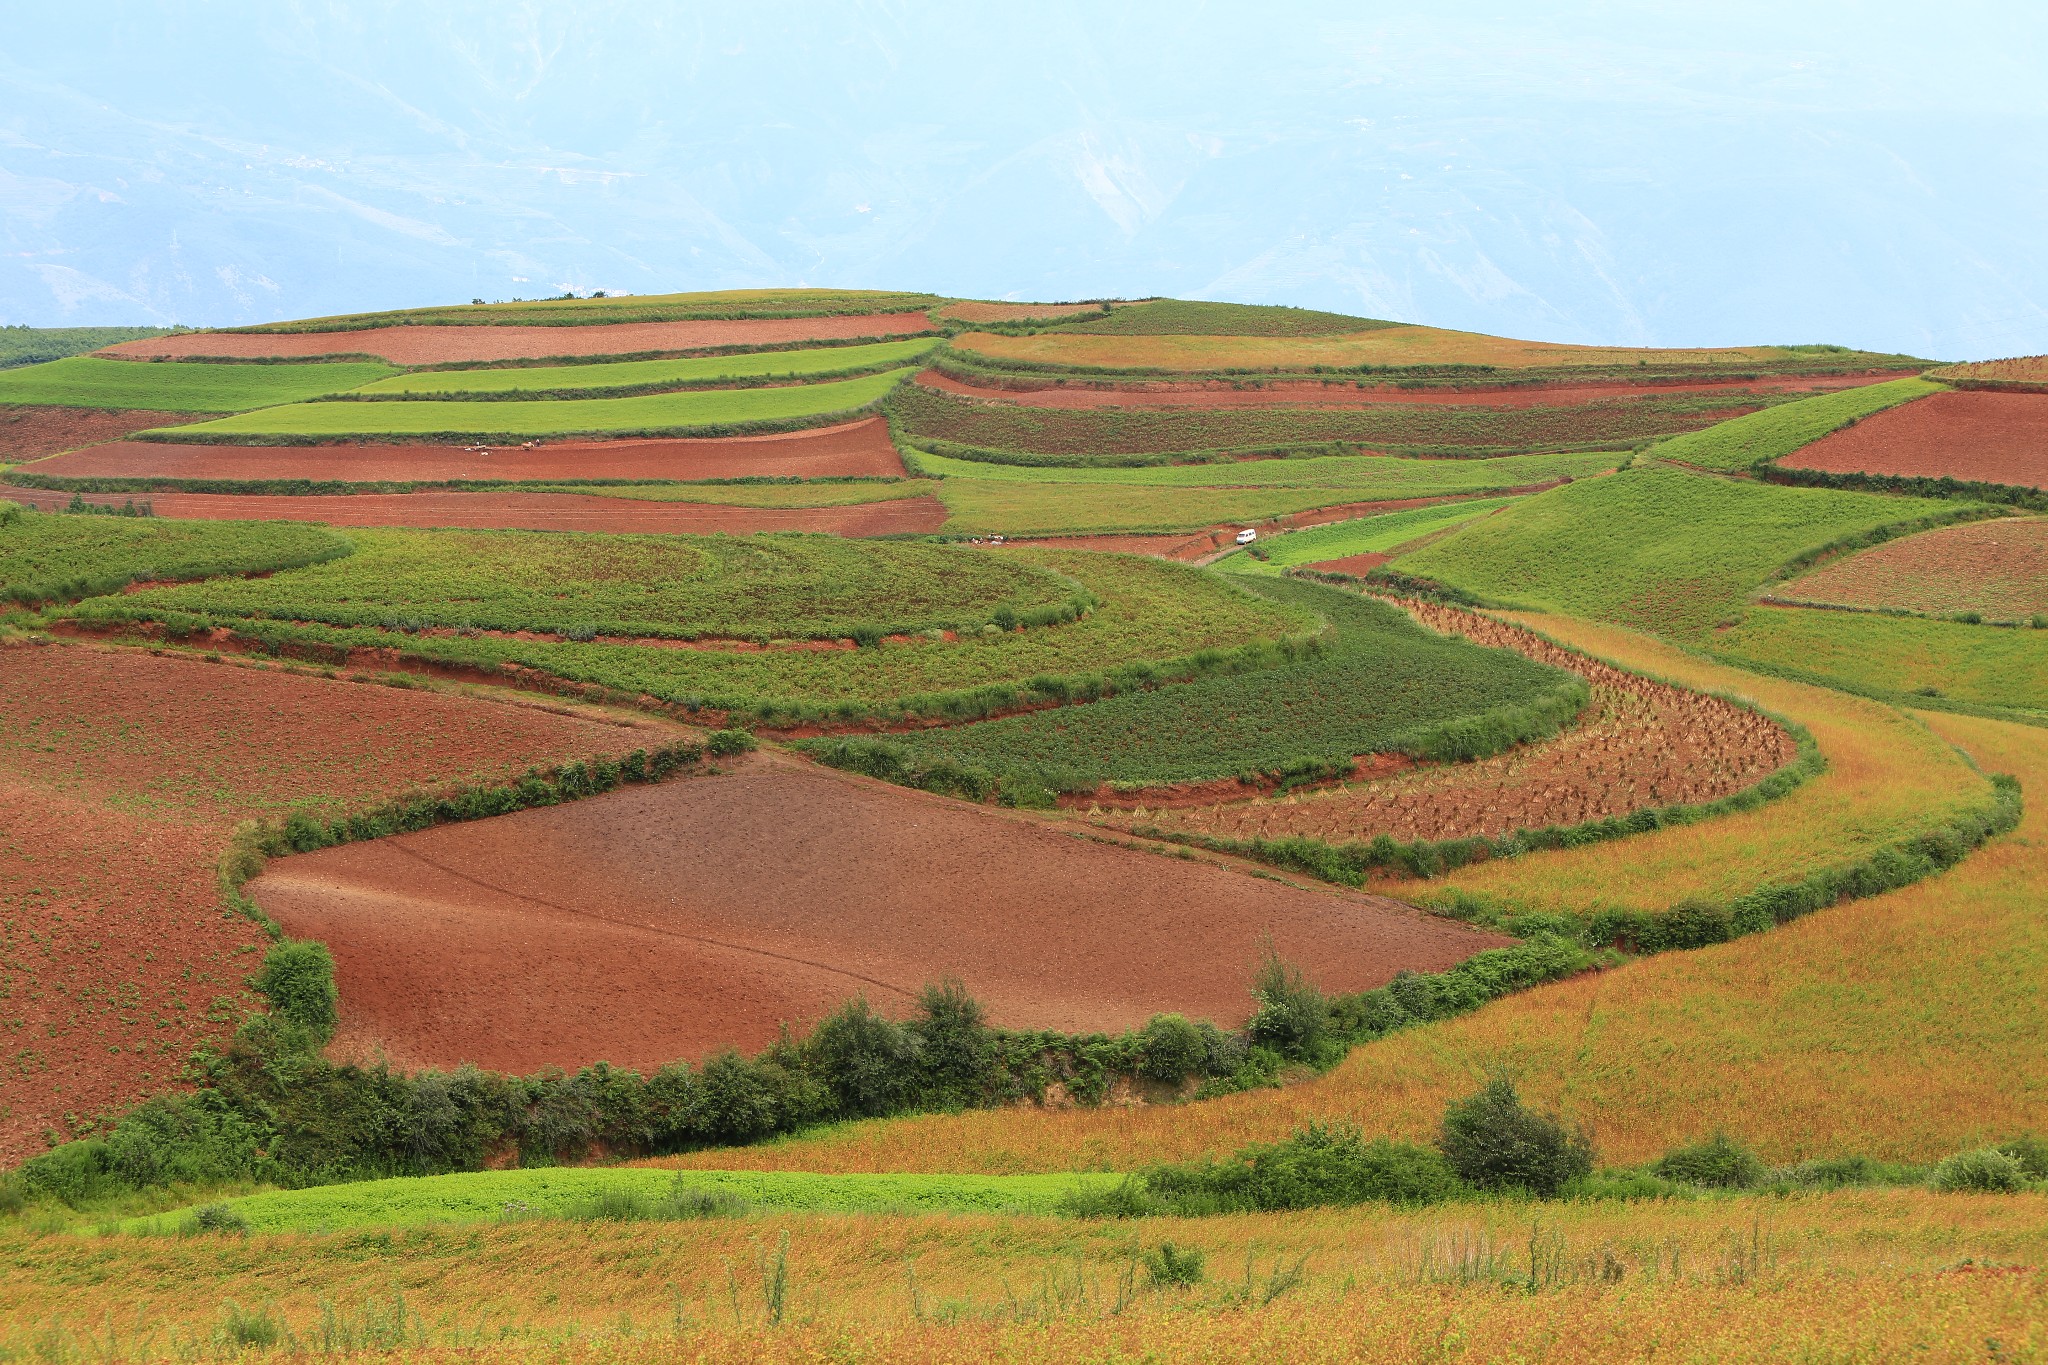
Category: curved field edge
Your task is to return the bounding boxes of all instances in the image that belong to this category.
[0,511,353,607]
[1647,377,1943,471]
[1124,597,1829,890]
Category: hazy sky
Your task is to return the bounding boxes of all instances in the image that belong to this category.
[3,2,2044,358]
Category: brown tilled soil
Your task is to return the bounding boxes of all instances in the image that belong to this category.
[0,485,947,535]
[17,417,906,484]
[0,405,223,460]
[98,314,935,365]
[916,370,1890,411]
[1092,601,1798,853]
[936,302,1110,324]
[0,641,692,1162]
[1769,517,2048,620]
[1782,390,2048,490]
[248,753,1509,1075]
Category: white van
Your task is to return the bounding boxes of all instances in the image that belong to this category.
[1234,528,1258,545]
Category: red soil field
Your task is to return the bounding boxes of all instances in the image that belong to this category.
[1305,551,1394,576]
[18,417,907,483]
[0,405,220,460]
[916,370,1890,411]
[1094,600,1797,851]
[1782,390,2048,490]
[1769,516,2048,621]
[98,314,935,365]
[936,302,1109,324]
[0,641,692,1162]
[248,753,1509,1075]
[0,485,947,535]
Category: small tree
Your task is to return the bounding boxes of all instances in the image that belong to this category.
[1136,1014,1209,1084]
[909,978,992,1104]
[1246,946,1329,1062]
[1437,1076,1593,1197]
[252,940,338,1043]
[1932,1147,2028,1193]
[1652,1131,1767,1189]
[811,997,919,1118]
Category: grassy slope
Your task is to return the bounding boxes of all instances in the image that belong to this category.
[954,329,1806,373]
[1393,466,1965,638]
[1044,299,1401,335]
[0,512,351,605]
[0,326,184,370]
[1648,377,1943,470]
[0,357,398,412]
[662,620,2017,1175]
[151,368,918,438]
[844,577,1578,789]
[355,339,937,396]
[1218,499,1518,575]
[1715,607,2048,715]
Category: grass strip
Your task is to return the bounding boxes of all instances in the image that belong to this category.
[1646,377,1942,471]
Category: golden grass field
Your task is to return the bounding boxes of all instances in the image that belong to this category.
[953,328,1800,373]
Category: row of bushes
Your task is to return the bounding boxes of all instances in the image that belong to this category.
[9,937,1590,1207]
[1761,463,2048,513]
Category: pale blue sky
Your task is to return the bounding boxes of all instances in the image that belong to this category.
[3,2,2043,358]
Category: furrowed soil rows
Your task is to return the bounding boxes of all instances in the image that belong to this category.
[1768,516,2048,620]
[16,417,908,482]
[100,314,937,364]
[916,371,1888,410]
[1098,601,1797,846]
[247,752,1510,1074]
[0,641,692,1162]
[0,485,947,535]
[0,406,219,460]
[1779,390,2048,489]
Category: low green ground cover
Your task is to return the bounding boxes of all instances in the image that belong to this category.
[893,382,1763,458]
[804,577,1583,795]
[115,1168,1115,1234]
[906,447,1617,489]
[0,326,186,370]
[0,357,398,412]
[1392,467,1974,638]
[60,548,1314,722]
[1713,607,2048,717]
[111,529,1088,643]
[936,482,1388,535]
[0,504,350,606]
[241,289,945,331]
[147,368,918,440]
[1647,378,1942,471]
[1220,499,1519,575]
[350,339,937,398]
[1044,300,1401,336]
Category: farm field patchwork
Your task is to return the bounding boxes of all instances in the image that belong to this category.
[1779,388,2048,490]
[0,506,350,605]
[1043,298,1402,335]
[350,337,937,397]
[1714,605,2048,715]
[521,480,931,507]
[818,577,1584,794]
[0,357,397,412]
[1647,377,1941,470]
[906,445,1615,489]
[236,288,945,331]
[1,405,212,461]
[148,367,919,441]
[1768,515,2048,621]
[1217,498,1519,575]
[1392,466,1971,638]
[1927,353,2048,388]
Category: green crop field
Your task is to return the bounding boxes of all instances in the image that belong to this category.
[242,288,946,332]
[351,338,938,398]
[893,381,1766,457]
[114,528,1088,643]
[0,357,399,412]
[0,325,186,370]
[1043,299,1403,336]
[114,1167,1116,1235]
[1392,466,1971,638]
[1219,498,1520,575]
[148,367,918,440]
[811,577,1583,793]
[0,505,350,605]
[1714,606,2048,716]
[1647,377,1942,471]
[905,446,1617,489]
[935,480,1386,534]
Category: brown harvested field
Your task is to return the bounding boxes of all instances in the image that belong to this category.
[936,301,1110,323]
[17,417,906,483]
[1092,601,1797,850]
[248,753,1510,1075]
[916,370,1887,410]
[0,484,947,535]
[1930,354,2048,390]
[1770,517,2048,621]
[0,640,693,1162]
[0,405,221,461]
[98,313,936,365]
[1781,390,2048,489]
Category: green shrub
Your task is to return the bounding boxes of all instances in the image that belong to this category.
[1136,1014,1210,1084]
[1057,1176,1162,1219]
[1996,1135,2048,1180]
[1773,1155,1928,1190]
[1142,1241,1207,1288]
[810,997,920,1118]
[1143,1122,1464,1214]
[1931,1147,2029,1193]
[706,728,758,756]
[1652,1132,1767,1189]
[253,939,339,1042]
[1245,949,1330,1063]
[188,1202,251,1235]
[1437,1077,1594,1197]
[907,978,993,1105]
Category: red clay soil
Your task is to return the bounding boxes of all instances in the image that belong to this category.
[99,314,935,365]
[248,753,1509,1075]
[1782,390,2048,490]
[1304,551,1394,576]
[0,405,222,460]
[1767,516,2048,621]
[916,370,1892,411]
[0,640,692,1162]
[1093,600,1798,853]
[19,417,907,483]
[0,485,948,535]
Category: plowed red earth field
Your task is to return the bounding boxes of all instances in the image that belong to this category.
[1770,517,2048,620]
[247,753,1509,1075]
[98,314,935,365]
[19,417,906,483]
[0,485,946,535]
[1782,390,2048,489]
[0,641,691,1162]
[0,405,221,460]
[917,371,1888,410]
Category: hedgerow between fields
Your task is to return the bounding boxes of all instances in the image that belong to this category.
[0,357,398,412]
